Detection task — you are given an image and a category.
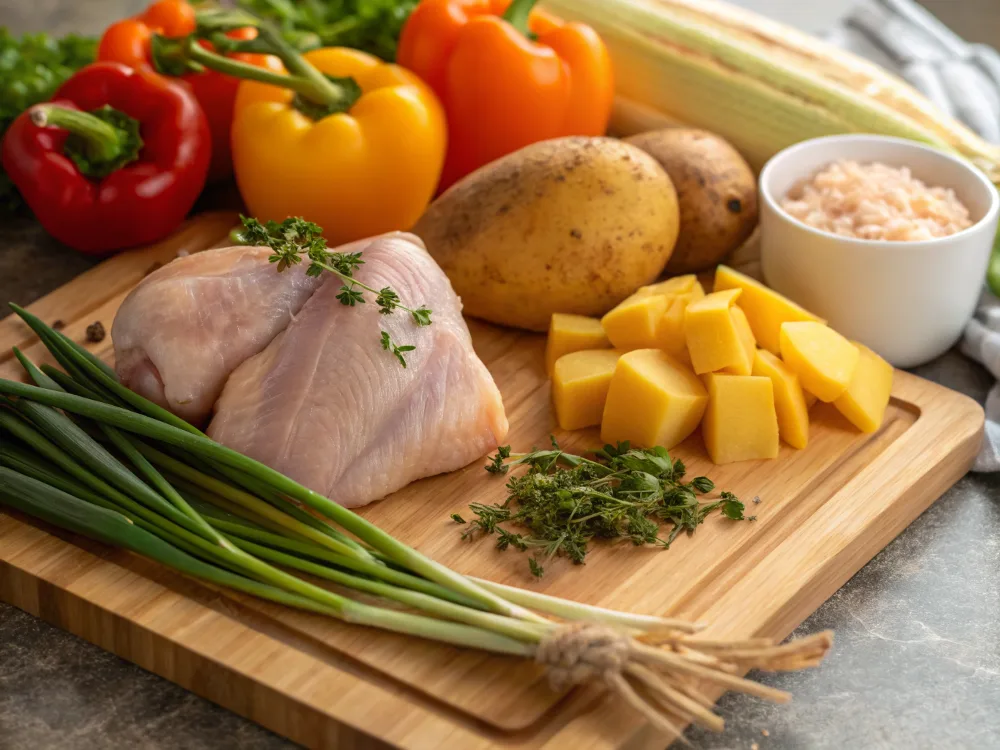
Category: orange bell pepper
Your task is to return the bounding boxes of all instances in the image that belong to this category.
[397,0,613,190]
[167,16,446,245]
[97,0,280,181]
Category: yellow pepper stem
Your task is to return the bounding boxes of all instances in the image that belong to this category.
[154,15,361,118]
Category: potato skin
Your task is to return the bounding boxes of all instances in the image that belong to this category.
[412,136,679,331]
[625,129,758,274]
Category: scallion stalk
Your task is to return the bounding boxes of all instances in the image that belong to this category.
[16,326,373,562]
[0,377,545,622]
[0,467,537,655]
[11,304,195,432]
[136,441,369,560]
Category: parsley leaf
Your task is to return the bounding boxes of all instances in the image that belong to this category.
[336,283,365,306]
[485,445,512,474]
[380,331,415,368]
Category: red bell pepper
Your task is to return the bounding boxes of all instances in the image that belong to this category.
[1,62,210,255]
[97,0,279,181]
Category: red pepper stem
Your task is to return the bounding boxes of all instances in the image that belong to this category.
[502,0,539,37]
[31,105,124,163]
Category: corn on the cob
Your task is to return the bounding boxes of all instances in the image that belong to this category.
[542,0,1000,182]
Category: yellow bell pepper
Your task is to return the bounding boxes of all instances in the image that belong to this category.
[232,48,446,245]
[168,16,446,245]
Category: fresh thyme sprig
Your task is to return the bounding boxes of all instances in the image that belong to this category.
[380,331,415,368]
[454,440,747,578]
[233,215,432,367]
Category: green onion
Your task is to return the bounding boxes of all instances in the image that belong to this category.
[0,377,544,620]
[16,325,373,562]
[0,468,341,615]
[137,441,370,560]
[12,303,201,433]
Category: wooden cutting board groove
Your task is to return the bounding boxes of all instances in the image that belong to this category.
[0,213,985,749]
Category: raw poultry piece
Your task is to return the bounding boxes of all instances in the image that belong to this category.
[208,233,508,508]
[113,245,324,424]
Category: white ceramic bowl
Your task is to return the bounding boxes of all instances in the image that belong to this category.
[759,134,999,368]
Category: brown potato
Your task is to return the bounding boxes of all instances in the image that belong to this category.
[413,136,680,331]
[625,129,758,274]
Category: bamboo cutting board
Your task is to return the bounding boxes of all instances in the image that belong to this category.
[0,213,986,749]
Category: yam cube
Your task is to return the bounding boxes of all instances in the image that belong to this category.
[552,349,623,431]
[752,349,810,449]
[656,297,691,364]
[601,295,669,351]
[714,265,823,354]
[779,322,859,402]
[684,289,754,375]
[631,278,705,307]
[601,349,707,449]
[804,390,818,409]
[546,314,611,375]
[631,274,699,298]
[702,374,780,464]
[834,343,893,432]
[727,306,757,376]
[612,278,704,360]
[678,280,706,307]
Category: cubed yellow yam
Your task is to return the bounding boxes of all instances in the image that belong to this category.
[779,322,860,402]
[545,314,611,375]
[552,349,623,431]
[630,277,705,306]
[601,295,669,351]
[714,265,824,354]
[752,349,809,449]
[684,289,754,375]
[654,296,690,363]
[671,281,706,309]
[601,349,708,449]
[804,390,818,409]
[834,343,893,432]
[702,374,780,464]
[726,306,757,376]
[631,275,699,298]
[613,278,703,362]
[679,281,706,307]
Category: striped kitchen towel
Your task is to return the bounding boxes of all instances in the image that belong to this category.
[960,291,1000,471]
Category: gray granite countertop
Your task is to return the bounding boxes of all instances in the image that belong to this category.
[3,3,1000,749]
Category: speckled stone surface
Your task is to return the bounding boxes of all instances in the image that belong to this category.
[4,3,1000,749]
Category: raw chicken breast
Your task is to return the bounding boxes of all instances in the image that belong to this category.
[112,245,323,425]
[208,233,508,507]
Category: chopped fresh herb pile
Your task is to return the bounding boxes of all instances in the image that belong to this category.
[457,440,747,577]
[232,215,431,367]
